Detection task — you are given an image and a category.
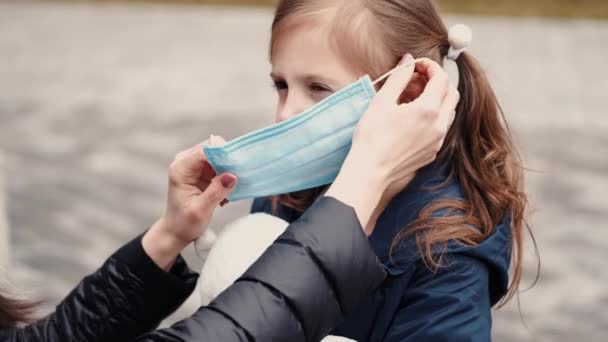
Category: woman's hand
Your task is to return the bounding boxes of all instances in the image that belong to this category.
[326,55,459,232]
[142,136,238,271]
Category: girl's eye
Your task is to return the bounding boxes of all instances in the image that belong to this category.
[273,80,288,90]
[310,83,332,93]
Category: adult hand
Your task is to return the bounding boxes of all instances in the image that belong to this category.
[326,55,459,232]
[143,136,238,270]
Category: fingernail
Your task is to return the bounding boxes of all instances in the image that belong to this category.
[401,53,414,66]
[220,173,237,188]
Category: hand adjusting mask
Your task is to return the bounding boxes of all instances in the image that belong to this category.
[204,60,421,201]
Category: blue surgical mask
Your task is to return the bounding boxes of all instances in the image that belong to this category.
[204,72,388,201]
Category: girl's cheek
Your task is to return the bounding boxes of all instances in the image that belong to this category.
[275,104,284,122]
[311,91,332,103]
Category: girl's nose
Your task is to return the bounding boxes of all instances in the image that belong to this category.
[277,95,310,122]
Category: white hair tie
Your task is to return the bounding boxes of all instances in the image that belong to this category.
[447,24,473,61]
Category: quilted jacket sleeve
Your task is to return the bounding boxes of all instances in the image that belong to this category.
[0,197,385,342]
[136,196,387,342]
[0,235,198,342]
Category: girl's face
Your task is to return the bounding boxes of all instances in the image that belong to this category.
[270,23,361,123]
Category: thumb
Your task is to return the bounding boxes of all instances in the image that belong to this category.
[379,54,416,101]
[195,173,238,213]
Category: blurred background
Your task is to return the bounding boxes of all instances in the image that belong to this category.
[0,0,606,341]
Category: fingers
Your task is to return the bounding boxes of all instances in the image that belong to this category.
[194,172,238,214]
[198,135,228,180]
[414,57,444,79]
[409,58,450,111]
[193,134,227,165]
[379,54,416,102]
[170,135,227,186]
[438,86,460,132]
[193,134,228,161]
[209,134,227,147]
[174,141,208,172]
[195,135,233,210]
[399,72,427,104]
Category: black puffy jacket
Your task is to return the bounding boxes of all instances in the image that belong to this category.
[0,197,386,342]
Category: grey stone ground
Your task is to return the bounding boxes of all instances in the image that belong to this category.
[0,1,607,341]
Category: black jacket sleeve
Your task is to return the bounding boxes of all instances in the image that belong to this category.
[0,235,198,342]
[135,196,387,342]
[1,197,385,342]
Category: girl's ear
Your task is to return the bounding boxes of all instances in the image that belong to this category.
[398,72,428,104]
[375,71,428,104]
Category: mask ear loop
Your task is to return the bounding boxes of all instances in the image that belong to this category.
[372,25,472,87]
[372,58,423,86]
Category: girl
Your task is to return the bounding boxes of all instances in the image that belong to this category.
[252,0,534,340]
[0,30,456,340]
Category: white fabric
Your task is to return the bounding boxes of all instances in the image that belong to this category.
[446,24,473,61]
[447,46,467,61]
[195,213,288,305]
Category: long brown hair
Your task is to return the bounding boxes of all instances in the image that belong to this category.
[0,290,38,329]
[269,0,537,306]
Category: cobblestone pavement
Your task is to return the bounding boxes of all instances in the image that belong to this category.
[0,1,607,341]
